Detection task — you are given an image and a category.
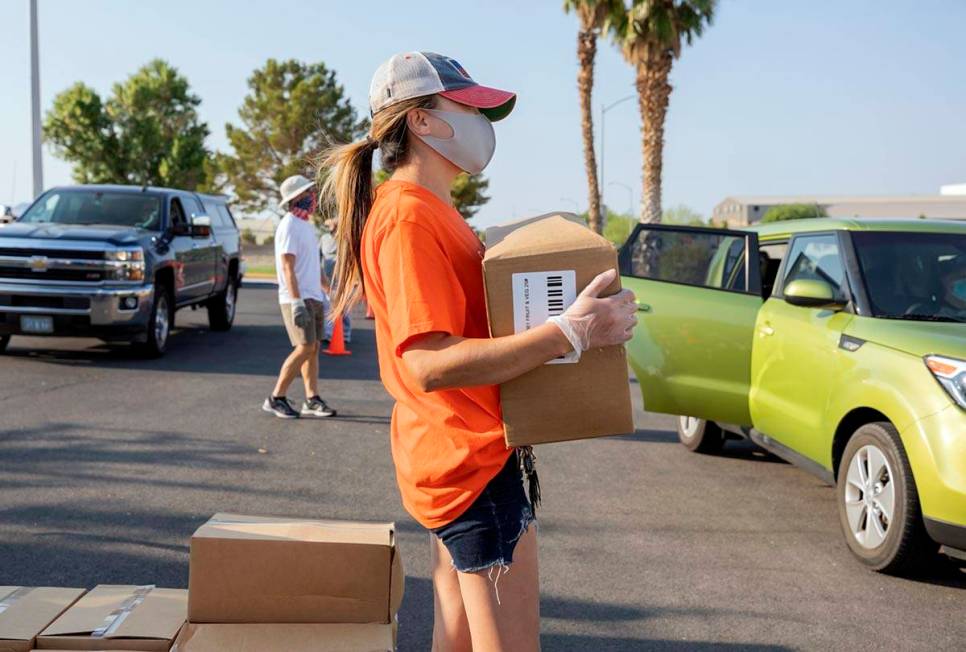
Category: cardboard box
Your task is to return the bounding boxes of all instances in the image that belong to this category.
[36,585,186,651]
[171,622,393,652]
[483,214,635,446]
[188,513,404,624]
[0,587,86,652]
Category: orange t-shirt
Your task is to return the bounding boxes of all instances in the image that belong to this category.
[361,179,510,529]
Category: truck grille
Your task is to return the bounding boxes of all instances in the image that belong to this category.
[0,247,105,260]
[0,294,91,310]
[0,267,105,282]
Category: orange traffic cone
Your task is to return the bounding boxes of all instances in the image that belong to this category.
[323,314,352,356]
[365,301,374,319]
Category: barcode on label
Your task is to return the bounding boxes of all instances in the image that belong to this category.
[511,270,578,364]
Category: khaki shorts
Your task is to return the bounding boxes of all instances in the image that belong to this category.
[280,299,325,346]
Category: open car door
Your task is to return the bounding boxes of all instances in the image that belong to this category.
[619,224,763,426]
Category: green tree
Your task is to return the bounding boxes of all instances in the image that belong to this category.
[373,170,489,221]
[564,0,624,234]
[602,210,636,247]
[662,203,705,225]
[609,1,716,223]
[761,203,827,223]
[213,59,367,215]
[44,59,210,189]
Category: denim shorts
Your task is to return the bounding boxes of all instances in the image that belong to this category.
[431,451,536,573]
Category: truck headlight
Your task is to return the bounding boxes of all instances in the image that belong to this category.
[925,355,966,409]
[106,248,145,282]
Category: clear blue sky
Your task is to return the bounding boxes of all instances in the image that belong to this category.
[2,0,965,227]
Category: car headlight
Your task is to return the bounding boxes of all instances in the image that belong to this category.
[925,355,966,409]
[106,247,145,282]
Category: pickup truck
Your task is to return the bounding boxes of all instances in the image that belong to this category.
[620,217,966,574]
[0,184,242,356]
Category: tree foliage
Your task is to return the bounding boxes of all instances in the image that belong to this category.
[373,170,489,221]
[212,59,367,215]
[44,60,210,189]
[761,203,827,223]
[662,204,705,225]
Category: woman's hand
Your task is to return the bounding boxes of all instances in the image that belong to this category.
[548,269,637,354]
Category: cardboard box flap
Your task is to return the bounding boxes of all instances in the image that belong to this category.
[40,586,185,640]
[484,215,613,261]
[171,623,394,652]
[484,212,584,249]
[388,546,404,620]
[195,513,393,546]
[0,587,85,641]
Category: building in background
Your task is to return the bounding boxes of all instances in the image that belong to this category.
[235,216,277,244]
[713,189,966,226]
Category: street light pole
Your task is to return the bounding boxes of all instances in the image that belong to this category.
[29,0,43,199]
[599,94,634,221]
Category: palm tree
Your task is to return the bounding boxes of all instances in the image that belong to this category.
[563,0,622,234]
[610,0,716,223]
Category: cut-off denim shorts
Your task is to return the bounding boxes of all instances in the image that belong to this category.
[431,450,536,574]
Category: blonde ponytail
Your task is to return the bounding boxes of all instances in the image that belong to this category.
[316,95,436,318]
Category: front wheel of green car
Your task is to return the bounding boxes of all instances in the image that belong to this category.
[677,416,725,454]
[836,422,936,574]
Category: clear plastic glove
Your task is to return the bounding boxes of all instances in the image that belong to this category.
[547,269,637,359]
[292,298,310,329]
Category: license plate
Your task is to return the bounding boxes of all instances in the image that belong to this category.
[20,315,54,334]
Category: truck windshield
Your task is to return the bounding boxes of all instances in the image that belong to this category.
[853,231,966,323]
[19,190,162,231]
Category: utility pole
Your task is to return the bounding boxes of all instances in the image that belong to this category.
[30,0,44,199]
[599,94,634,223]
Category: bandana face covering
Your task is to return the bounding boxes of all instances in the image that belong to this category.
[414,109,496,175]
[290,191,317,221]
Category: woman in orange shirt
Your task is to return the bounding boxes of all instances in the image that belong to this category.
[318,52,636,651]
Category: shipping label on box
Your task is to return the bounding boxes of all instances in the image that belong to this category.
[483,214,634,446]
[0,587,86,652]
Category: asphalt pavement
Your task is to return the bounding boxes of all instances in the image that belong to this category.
[1,284,963,650]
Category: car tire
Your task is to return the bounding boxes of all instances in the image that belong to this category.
[677,416,725,454]
[836,422,936,574]
[136,284,173,358]
[0,335,9,354]
[207,276,237,332]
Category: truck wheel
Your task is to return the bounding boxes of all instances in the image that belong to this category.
[836,422,936,574]
[677,416,725,454]
[207,276,237,332]
[0,335,9,354]
[137,285,173,358]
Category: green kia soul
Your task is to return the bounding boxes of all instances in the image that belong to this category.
[619,218,966,574]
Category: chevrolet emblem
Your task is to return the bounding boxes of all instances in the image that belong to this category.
[28,256,49,272]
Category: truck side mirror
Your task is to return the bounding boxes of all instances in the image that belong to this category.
[190,215,211,238]
[784,279,845,310]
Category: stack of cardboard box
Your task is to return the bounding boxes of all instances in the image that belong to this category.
[0,585,186,652]
[172,513,404,652]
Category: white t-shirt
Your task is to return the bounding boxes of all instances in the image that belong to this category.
[275,214,324,304]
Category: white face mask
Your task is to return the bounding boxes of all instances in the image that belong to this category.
[414,109,496,174]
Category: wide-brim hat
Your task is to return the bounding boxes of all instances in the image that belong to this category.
[369,52,516,122]
[278,174,315,210]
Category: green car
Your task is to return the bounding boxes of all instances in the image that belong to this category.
[619,217,966,573]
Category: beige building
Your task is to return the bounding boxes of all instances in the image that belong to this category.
[713,194,966,227]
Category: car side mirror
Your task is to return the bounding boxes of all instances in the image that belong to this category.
[190,215,211,238]
[784,279,845,309]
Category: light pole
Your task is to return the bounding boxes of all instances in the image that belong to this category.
[29,0,43,198]
[609,181,633,217]
[599,94,635,218]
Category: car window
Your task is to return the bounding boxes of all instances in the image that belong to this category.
[170,198,187,227]
[621,227,755,294]
[202,199,226,227]
[781,234,847,301]
[217,205,236,229]
[181,195,205,221]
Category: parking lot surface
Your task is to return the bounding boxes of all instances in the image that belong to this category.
[1,285,963,650]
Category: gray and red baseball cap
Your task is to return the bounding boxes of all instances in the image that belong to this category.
[369,52,516,122]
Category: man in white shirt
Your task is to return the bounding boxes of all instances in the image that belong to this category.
[263,175,337,419]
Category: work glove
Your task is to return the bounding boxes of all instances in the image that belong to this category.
[292,298,310,329]
[547,268,637,361]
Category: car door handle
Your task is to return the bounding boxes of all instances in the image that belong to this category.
[636,301,652,312]
[760,324,775,336]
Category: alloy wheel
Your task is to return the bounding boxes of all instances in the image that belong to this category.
[155,294,170,350]
[225,283,236,322]
[844,444,896,549]
[679,416,701,439]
